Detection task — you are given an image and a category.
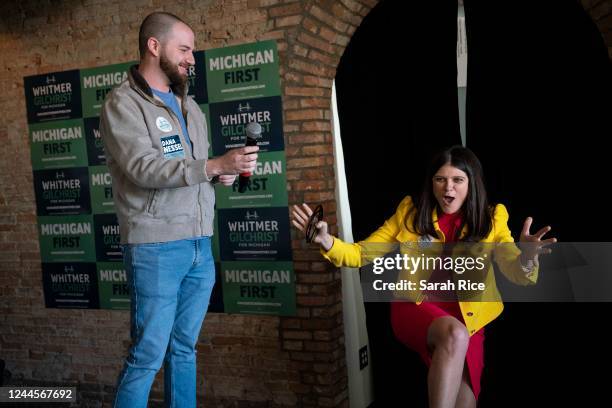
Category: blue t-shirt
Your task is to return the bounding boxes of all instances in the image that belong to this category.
[152,87,192,154]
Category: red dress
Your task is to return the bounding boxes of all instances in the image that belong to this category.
[390,210,485,400]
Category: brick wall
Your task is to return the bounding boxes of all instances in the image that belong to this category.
[0,0,378,406]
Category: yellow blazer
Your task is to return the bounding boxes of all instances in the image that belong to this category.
[322,196,538,336]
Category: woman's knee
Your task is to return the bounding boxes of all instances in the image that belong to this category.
[427,316,470,357]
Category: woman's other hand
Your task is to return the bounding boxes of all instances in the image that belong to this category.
[291,203,334,251]
[519,217,557,265]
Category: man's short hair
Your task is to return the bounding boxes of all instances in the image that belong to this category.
[138,12,192,58]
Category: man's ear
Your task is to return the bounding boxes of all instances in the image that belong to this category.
[147,37,161,58]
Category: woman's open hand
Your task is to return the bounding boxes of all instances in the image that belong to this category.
[519,217,557,265]
[291,203,334,251]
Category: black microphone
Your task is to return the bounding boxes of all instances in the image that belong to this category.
[238,122,261,193]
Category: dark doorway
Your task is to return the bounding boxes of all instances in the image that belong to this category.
[335,0,612,406]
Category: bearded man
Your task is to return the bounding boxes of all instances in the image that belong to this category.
[100,12,259,407]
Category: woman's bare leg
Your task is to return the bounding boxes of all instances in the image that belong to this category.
[427,316,470,408]
[454,366,476,408]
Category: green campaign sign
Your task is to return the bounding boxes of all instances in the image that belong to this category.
[84,117,106,166]
[42,262,99,309]
[215,151,288,208]
[93,214,121,262]
[209,96,285,155]
[89,165,115,213]
[199,104,213,158]
[80,62,133,118]
[188,51,208,104]
[24,70,82,124]
[27,40,294,315]
[221,261,296,316]
[97,262,129,310]
[29,119,88,170]
[217,207,292,261]
[212,216,221,261]
[33,167,91,216]
[205,40,280,102]
[38,215,96,263]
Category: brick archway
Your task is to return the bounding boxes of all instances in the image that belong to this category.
[275,1,379,406]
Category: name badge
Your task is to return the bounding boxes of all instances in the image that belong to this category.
[160,135,185,159]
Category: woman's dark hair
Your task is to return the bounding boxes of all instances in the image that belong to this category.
[407,145,492,241]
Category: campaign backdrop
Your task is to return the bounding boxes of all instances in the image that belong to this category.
[25,40,295,315]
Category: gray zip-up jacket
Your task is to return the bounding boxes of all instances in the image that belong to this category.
[100,65,216,244]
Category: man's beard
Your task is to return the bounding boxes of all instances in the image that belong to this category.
[159,52,188,89]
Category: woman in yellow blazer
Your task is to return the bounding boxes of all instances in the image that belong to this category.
[292,146,555,408]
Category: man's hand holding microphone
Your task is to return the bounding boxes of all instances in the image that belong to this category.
[205,122,260,187]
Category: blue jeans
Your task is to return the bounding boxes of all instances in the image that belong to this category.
[113,237,215,408]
